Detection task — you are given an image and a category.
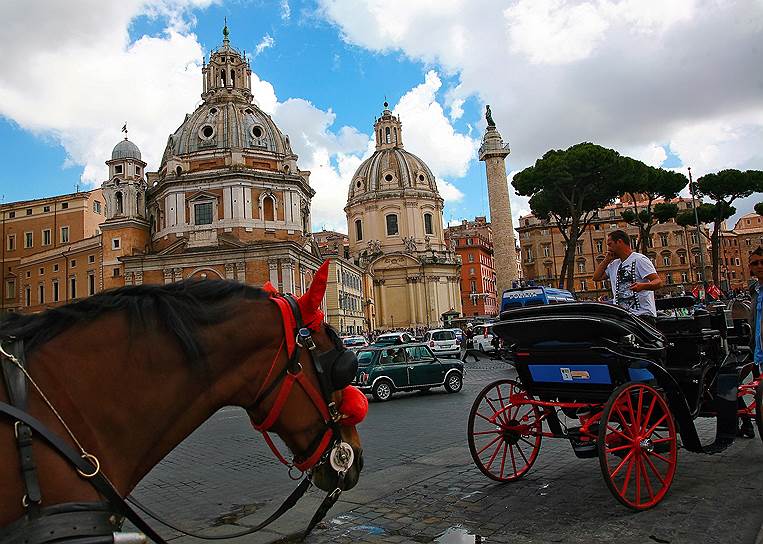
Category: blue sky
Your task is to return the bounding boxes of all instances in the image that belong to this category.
[1,0,761,230]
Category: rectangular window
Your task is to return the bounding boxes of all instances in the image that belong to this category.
[53,263,59,272]
[25,287,31,306]
[53,281,59,302]
[26,208,32,216]
[468,253,474,262]
[630,236,638,249]
[385,214,398,236]
[8,211,15,218]
[70,277,76,299]
[576,241,583,255]
[88,254,95,264]
[666,274,673,285]
[660,233,669,247]
[595,240,603,253]
[42,229,51,246]
[88,273,95,296]
[93,201,102,214]
[578,261,585,273]
[61,226,69,243]
[43,205,51,212]
[112,238,121,250]
[38,284,44,305]
[7,234,15,251]
[647,236,654,248]
[681,272,688,283]
[470,280,476,293]
[24,232,33,248]
[194,202,213,225]
[690,232,698,244]
[543,245,551,257]
[39,267,44,276]
[424,213,433,235]
[580,280,587,291]
[113,267,121,277]
[355,219,363,241]
[663,255,670,266]
[6,279,15,300]
[61,202,68,209]
[135,166,141,175]
[115,165,123,174]
[70,259,76,268]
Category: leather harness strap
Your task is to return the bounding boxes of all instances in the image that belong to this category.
[1,339,42,515]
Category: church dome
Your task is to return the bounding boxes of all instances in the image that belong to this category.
[160,101,291,167]
[112,138,141,160]
[347,104,440,203]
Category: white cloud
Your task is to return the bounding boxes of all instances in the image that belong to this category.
[436,178,464,203]
[254,33,275,56]
[620,142,668,168]
[280,0,291,21]
[393,70,478,179]
[319,0,763,223]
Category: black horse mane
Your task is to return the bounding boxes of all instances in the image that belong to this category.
[0,280,271,364]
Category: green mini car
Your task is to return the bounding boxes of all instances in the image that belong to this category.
[353,343,464,401]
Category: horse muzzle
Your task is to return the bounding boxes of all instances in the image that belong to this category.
[312,445,363,492]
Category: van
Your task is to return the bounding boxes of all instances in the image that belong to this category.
[501,286,576,315]
[472,324,496,352]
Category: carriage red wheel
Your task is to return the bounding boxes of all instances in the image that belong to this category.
[468,379,542,481]
[598,382,678,510]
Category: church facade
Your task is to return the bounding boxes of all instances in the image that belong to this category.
[101,27,323,294]
[345,105,462,329]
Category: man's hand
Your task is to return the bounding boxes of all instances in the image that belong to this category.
[630,282,646,293]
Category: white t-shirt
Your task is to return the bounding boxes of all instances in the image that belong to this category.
[605,252,657,317]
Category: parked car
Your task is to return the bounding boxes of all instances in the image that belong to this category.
[450,328,465,346]
[373,332,414,346]
[423,329,460,358]
[353,344,464,401]
[472,324,496,353]
[342,335,368,350]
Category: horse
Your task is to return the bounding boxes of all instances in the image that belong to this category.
[0,260,364,542]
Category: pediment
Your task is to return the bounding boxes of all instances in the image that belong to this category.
[369,252,421,271]
[187,190,218,202]
[156,237,188,255]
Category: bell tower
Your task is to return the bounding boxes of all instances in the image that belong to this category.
[100,133,150,289]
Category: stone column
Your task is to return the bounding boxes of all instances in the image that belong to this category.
[173,267,183,282]
[406,277,418,326]
[268,260,279,290]
[124,271,134,286]
[479,122,518,298]
[225,263,235,280]
[236,261,246,282]
[163,268,173,284]
[134,271,143,285]
[282,261,294,293]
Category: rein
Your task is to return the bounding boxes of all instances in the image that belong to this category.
[0,291,357,543]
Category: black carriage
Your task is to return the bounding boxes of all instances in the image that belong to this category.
[467,297,762,509]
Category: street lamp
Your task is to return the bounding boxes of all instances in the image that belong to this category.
[390,314,394,329]
[688,167,707,287]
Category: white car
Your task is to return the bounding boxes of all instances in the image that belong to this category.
[472,324,497,353]
[342,335,369,350]
[423,329,460,358]
[373,332,414,346]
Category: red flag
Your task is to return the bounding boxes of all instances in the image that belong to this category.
[707,284,721,300]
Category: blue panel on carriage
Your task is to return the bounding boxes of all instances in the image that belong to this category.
[528,364,612,384]
[627,367,654,382]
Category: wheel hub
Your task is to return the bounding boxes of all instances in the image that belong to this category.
[639,437,654,453]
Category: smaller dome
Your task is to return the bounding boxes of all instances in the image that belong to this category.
[112,138,141,160]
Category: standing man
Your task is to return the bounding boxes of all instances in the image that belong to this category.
[593,230,663,326]
[737,246,763,439]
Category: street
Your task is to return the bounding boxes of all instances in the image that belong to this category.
[131,354,763,544]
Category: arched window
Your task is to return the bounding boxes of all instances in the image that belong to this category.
[136,193,142,216]
[231,70,235,87]
[115,192,123,215]
[263,196,275,221]
[385,127,391,144]
[220,69,226,87]
[423,213,433,235]
[393,127,398,143]
[355,219,363,241]
[385,214,398,236]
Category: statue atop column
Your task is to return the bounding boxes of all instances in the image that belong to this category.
[485,104,496,128]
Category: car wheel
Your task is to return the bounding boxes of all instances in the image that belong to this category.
[372,379,394,402]
[445,372,463,393]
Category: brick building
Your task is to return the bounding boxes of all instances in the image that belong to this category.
[516,197,712,298]
[445,217,499,318]
[732,212,763,286]
[1,191,105,314]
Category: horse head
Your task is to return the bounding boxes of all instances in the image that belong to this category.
[257,260,364,492]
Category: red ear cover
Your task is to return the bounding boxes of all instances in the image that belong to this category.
[297,260,330,328]
[338,385,369,426]
[262,281,278,295]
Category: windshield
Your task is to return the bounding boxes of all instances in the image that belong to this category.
[356,350,375,366]
[374,336,400,346]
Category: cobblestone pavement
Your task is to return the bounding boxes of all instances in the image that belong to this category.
[132,357,763,544]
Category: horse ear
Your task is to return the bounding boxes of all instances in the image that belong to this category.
[298,260,329,320]
[262,281,278,295]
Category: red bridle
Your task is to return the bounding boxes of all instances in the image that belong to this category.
[249,294,339,472]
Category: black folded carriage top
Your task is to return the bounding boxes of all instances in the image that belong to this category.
[495,302,664,350]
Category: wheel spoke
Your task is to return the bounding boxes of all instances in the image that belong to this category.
[606,443,633,454]
[635,455,642,506]
[641,396,657,434]
[515,440,530,466]
[509,439,518,475]
[644,414,668,437]
[473,429,503,436]
[475,410,499,424]
[606,424,632,443]
[485,437,505,469]
[519,436,537,448]
[649,451,672,464]
[643,451,667,486]
[619,455,635,497]
[609,449,634,478]
[499,441,508,479]
[640,457,655,501]
[477,434,503,457]
[614,405,635,437]
[636,387,645,431]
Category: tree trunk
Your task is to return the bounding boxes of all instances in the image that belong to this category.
[711,221,721,285]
